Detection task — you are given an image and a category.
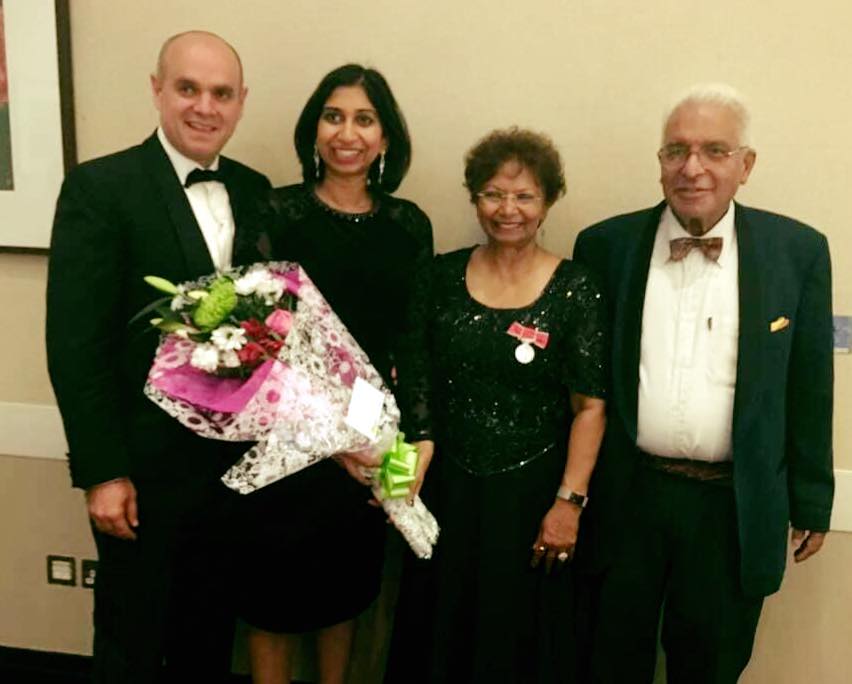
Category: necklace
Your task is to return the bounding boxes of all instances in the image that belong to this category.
[310,189,379,224]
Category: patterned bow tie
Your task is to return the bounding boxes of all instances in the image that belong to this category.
[185,168,226,187]
[669,236,723,262]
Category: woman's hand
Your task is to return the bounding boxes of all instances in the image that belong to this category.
[407,440,435,504]
[333,448,382,486]
[529,391,603,572]
[530,499,582,573]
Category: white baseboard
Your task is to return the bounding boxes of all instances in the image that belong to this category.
[0,401,850,531]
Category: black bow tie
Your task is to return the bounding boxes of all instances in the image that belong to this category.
[185,168,226,187]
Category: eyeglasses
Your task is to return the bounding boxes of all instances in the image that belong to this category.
[476,190,542,207]
[658,143,750,168]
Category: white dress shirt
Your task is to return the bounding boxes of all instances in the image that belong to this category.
[157,127,235,272]
[636,202,739,462]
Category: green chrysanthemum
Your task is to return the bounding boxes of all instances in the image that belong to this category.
[192,278,237,330]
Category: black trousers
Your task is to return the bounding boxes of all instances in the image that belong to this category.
[588,466,764,684]
[90,477,240,684]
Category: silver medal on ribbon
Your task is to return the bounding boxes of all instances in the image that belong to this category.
[514,342,535,364]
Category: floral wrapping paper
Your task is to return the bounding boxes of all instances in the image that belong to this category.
[143,261,438,558]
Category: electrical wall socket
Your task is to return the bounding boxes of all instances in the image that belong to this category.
[46,555,76,586]
[81,559,98,589]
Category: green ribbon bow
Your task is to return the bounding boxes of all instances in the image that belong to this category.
[380,433,419,499]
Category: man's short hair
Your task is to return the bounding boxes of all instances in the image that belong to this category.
[663,83,751,147]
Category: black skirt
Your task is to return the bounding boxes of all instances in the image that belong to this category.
[233,459,386,633]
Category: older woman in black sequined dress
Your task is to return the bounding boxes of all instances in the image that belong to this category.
[386,128,607,683]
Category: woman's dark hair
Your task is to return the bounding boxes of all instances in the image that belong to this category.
[463,127,566,207]
[294,64,412,193]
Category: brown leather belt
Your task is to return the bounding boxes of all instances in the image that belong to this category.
[640,451,733,484]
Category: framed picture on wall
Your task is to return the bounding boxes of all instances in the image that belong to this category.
[0,0,75,252]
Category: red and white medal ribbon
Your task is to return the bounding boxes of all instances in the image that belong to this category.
[506,322,549,364]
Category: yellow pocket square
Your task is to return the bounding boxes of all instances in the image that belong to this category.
[770,316,790,332]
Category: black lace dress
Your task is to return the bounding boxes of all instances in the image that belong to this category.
[234,184,432,632]
[386,247,607,683]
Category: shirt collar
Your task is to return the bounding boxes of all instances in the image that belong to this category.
[157,127,220,186]
[660,201,736,267]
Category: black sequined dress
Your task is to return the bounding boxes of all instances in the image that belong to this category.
[234,184,432,633]
[386,247,607,683]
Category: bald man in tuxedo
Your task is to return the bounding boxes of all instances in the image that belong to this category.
[47,31,271,683]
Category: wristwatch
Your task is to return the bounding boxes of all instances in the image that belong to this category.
[556,486,588,509]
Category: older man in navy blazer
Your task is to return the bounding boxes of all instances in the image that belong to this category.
[573,84,833,683]
[47,32,272,683]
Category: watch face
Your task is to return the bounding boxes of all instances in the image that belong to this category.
[568,492,587,507]
[557,488,588,508]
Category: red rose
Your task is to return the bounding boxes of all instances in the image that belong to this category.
[241,318,268,340]
[237,341,265,366]
[260,338,283,356]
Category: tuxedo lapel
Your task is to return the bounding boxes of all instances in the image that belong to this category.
[732,203,767,446]
[614,203,664,441]
[221,158,272,265]
[141,134,215,277]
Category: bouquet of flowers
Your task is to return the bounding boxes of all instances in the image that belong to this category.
[139,261,439,558]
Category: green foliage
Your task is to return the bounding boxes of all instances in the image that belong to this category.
[128,295,172,328]
[144,275,179,295]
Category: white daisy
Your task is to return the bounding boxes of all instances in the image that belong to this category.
[170,285,189,311]
[221,350,241,368]
[255,278,285,305]
[234,266,270,296]
[210,325,247,351]
[190,343,220,373]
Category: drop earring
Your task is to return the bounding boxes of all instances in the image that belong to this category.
[378,151,386,187]
[313,145,321,180]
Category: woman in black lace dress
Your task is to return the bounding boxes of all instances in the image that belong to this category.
[235,65,432,684]
[386,128,607,683]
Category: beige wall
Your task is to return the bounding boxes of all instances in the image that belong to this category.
[0,457,93,653]
[1,0,851,680]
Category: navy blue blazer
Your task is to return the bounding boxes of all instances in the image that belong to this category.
[46,133,273,490]
[573,201,834,597]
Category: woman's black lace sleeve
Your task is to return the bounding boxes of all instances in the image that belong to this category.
[395,253,438,442]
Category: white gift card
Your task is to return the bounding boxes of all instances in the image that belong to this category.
[344,377,385,440]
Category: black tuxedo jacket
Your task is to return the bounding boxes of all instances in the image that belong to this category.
[47,133,273,491]
[573,201,834,597]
